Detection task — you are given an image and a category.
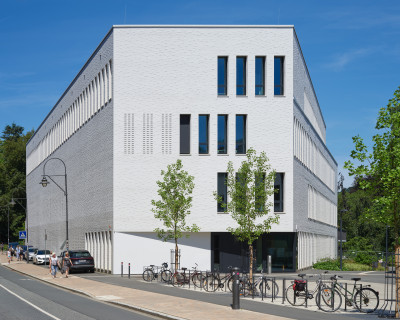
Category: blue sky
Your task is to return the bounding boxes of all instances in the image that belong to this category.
[1,0,399,187]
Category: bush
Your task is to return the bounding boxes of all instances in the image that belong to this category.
[313,258,341,271]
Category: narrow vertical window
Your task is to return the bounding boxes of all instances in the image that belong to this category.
[217,115,228,154]
[236,56,246,95]
[180,115,191,154]
[236,115,247,154]
[217,173,227,212]
[274,173,284,212]
[198,115,209,154]
[274,57,284,95]
[255,56,265,95]
[218,57,228,95]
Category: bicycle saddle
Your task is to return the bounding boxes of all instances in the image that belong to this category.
[351,277,361,282]
[150,265,155,267]
[182,267,187,271]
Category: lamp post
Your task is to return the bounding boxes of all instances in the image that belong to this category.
[340,209,347,271]
[10,188,27,262]
[39,157,69,251]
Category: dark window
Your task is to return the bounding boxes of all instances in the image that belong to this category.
[255,57,265,95]
[274,57,284,95]
[199,115,209,154]
[236,57,246,95]
[218,57,228,95]
[236,115,246,154]
[217,173,228,212]
[218,115,228,154]
[180,115,190,154]
[274,173,284,212]
[213,234,220,264]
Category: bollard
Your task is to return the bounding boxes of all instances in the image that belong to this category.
[121,262,123,277]
[232,267,240,310]
[128,263,131,279]
[267,255,272,275]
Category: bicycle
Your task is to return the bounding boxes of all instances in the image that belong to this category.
[171,267,190,287]
[316,275,379,313]
[285,272,330,306]
[190,263,205,288]
[204,266,234,292]
[241,272,279,298]
[142,262,171,282]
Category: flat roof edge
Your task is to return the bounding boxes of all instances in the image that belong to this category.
[113,24,294,28]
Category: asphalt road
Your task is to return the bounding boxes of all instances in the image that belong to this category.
[0,265,159,320]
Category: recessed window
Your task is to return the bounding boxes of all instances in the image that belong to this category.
[180,115,190,154]
[274,173,284,212]
[217,115,228,154]
[218,57,228,95]
[255,173,266,212]
[255,57,265,96]
[236,57,247,95]
[198,115,209,154]
[217,173,227,212]
[236,115,246,154]
[274,57,284,95]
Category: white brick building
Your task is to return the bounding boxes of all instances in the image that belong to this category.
[26,25,337,274]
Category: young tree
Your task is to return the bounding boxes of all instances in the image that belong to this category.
[344,86,400,316]
[151,159,200,270]
[215,148,279,281]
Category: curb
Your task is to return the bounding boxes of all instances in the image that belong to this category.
[2,263,186,320]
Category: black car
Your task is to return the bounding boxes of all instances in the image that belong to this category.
[58,250,95,273]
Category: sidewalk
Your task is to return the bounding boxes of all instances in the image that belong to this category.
[0,254,291,320]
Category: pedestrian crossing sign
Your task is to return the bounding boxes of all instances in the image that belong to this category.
[19,231,27,239]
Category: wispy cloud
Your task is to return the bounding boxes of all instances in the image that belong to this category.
[324,48,373,71]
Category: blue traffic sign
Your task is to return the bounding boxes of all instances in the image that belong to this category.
[19,231,27,239]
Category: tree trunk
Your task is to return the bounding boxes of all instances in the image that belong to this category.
[249,244,253,284]
[396,245,400,318]
[175,239,179,272]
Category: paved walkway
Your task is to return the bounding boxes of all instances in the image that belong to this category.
[0,254,291,320]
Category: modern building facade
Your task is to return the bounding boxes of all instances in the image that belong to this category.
[26,25,337,274]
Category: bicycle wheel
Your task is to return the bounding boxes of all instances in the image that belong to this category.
[285,284,307,306]
[142,269,154,282]
[354,288,379,313]
[204,274,219,292]
[316,287,342,312]
[227,277,234,292]
[172,272,185,287]
[259,279,279,298]
[191,272,204,288]
[160,270,171,283]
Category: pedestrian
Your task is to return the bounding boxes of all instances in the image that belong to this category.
[62,252,72,278]
[7,247,11,264]
[1,243,3,254]
[16,246,20,261]
[9,246,13,261]
[50,252,58,278]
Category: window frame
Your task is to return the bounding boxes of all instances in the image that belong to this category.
[274,56,284,96]
[235,114,247,155]
[236,56,247,96]
[217,172,228,213]
[217,114,228,154]
[218,57,228,96]
[180,114,191,154]
[255,56,266,96]
[274,172,284,212]
[198,114,209,154]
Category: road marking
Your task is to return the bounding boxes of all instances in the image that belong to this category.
[0,284,61,320]
[359,271,375,275]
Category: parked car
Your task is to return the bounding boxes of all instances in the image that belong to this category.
[58,250,95,273]
[25,247,38,261]
[33,249,51,264]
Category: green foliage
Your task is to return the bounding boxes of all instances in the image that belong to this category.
[151,159,200,249]
[215,148,279,277]
[313,258,341,271]
[0,123,33,243]
[313,258,380,271]
[344,87,400,247]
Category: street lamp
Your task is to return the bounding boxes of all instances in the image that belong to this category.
[10,187,28,262]
[339,209,348,271]
[39,157,69,251]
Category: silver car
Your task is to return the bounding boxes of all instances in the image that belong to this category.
[25,248,38,261]
[33,249,51,265]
